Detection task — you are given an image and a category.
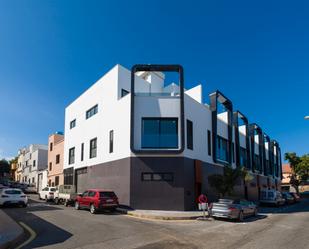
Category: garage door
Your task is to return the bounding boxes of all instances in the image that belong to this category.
[76,168,88,194]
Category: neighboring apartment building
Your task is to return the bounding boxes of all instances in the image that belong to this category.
[63,64,282,211]
[281,163,292,191]
[17,144,48,190]
[48,132,64,187]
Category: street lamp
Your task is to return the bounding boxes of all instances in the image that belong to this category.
[305,116,309,120]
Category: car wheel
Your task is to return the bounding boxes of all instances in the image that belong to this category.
[54,198,59,205]
[90,204,96,214]
[254,208,258,216]
[64,200,69,207]
[22,203,27,208]
[238,211,244,222]
[45,195,48,202]
[75,201,80,210]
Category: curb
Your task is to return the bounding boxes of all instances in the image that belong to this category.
[116,208,205,220]
[0,211,26,249]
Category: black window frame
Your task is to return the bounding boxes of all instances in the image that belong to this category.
[187,119,193,150]
[33,160,36,167]
[69,147,75,165]
[49,162,52,171]
[81,143,84,161]
[109,130,114,153]
[70,119,76,129]
[89,138,97,159]
[141,172,174,182]
[121,89,129,97]
[50,142,53,151]
[207,130,211,156]
[86,104,98,119]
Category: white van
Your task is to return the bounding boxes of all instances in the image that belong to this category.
[260,189,285,206]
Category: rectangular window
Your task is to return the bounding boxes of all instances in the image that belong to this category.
[207,130,211,156]
[50,142,53,151]
[69,147,75,164]
[55,176,59,186]
[141,118,178,149]
[81,143,84,161]
[232,142,235,163]
[240,147,247,168]
[56,154,60,164]
[121,89,129,97]
[49,162,52,171]
[216,135,228,163]
[89,138,97,158]
[33,160,36,167]
[141,172,174,182]
[86,104,98,119]
[32,177,35,183]
[187,120,193,150]
[70,119,76,129]
[64,167,74,185]
[109,130,114,153]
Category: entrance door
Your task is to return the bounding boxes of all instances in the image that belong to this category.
[76,168,88,194]
[194,160,202,202]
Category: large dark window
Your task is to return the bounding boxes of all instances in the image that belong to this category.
[240,147,247,168]
[216,135,228,163]
[50,142,53,151]
[69,147,75,164]
[187,120,193,150]
[89,138,97,158]
[56,154,60,164]
[86,104,98,119]
[141,118,178,149]
[207,130,211,156]
[109,130,114,153]
[64,167,73,185]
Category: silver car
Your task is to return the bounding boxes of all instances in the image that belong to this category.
[210,199,258,221]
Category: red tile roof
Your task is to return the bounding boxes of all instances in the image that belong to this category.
[282,163,292,174]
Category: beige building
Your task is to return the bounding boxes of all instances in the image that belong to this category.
[48,133,64,187]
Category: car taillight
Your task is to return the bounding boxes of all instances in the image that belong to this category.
[49,192,54,195]
[1,195,9,198]
[229,207,237,211]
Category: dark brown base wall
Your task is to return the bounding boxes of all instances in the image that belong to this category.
[72,156,281,210]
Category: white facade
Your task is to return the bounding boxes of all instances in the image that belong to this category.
[64,64,280,178]
[17,144,48,189]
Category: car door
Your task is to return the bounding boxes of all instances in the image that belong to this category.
[79,191,88,207]
[41,187,48,199]
[240,200,250,216]
[87,191,96,207]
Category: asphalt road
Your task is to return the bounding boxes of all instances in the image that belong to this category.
[2,195,309,249]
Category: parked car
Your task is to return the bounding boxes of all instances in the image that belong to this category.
[282,192,295,204]
[75,189,119,214]
[0,188,28,207]
[24,184,37,194]
[39,187,57,201]
[260,190,285,206]
[289,192,301,202]
[210,199,258,221]
[54,185,77,206]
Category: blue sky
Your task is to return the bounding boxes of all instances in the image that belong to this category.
[0,0,308,159]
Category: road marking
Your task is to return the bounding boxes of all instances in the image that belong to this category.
[16,222,36,249]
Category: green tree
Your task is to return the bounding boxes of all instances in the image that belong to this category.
[0,159,10,177]
[208,166,251,198]
[284,152,309,194]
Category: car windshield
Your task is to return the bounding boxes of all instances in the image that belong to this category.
[99,192,116,198]
[50,188,57,192]
[5,189,22,195]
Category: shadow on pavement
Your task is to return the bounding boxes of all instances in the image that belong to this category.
[3,203,73,249]
[213,214,267,223]
[258,198,309,214]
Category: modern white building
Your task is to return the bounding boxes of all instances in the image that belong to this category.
[63,64,282,210]
[17,144,48,191]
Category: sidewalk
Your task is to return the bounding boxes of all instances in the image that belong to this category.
[117,207,208,220]
[0,210,24,249]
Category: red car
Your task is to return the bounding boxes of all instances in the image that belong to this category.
[75,189,119,214]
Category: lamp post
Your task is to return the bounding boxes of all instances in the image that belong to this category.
[305,116,309,120]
